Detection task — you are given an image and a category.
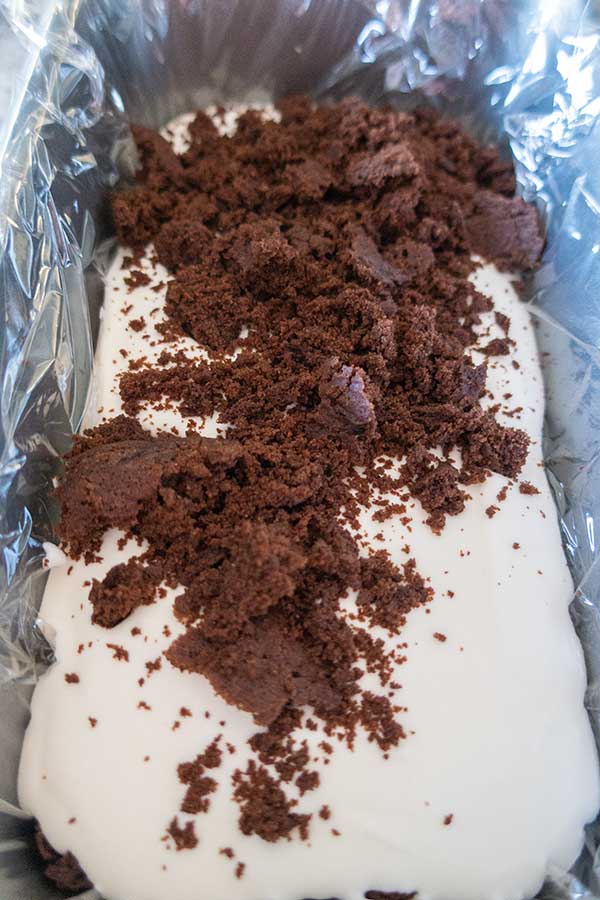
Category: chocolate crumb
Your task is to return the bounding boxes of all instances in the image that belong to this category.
[519,481,540,495]
[64,673,79,684]
[233,761,310,842]
[296,771,320,796]
[124,269,152,292]
[106,643,129,662]
[177,738,222,814]
[166,817,198,851]
[495,312,510,333]
[90,558,159,627]
[365,894,417,900]
[35,829,92,893]
[481,338,511,356]
[146,656,162,676]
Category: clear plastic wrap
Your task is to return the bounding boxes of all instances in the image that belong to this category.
[1,0,600,897]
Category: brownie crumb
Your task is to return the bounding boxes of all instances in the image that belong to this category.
[166,817,198,851]
[64,673,79,684]
[358,555,432,633]
[89,558,159,627]
[495,312,510,334]
[296,771,320,796]
[35,829,92,893]
[364,893,417,900]
[146,656,162,676]
[178,737,222,815]
[106,643,129,662]
[519,481,540,495]
[233,761,310,842]
[124,269,152,292]
[465,190,543,270]
[481,338,511,357]
[443,814,454,825]
[433,632,447,643]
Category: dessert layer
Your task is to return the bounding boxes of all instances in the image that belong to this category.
[18,103,600,900]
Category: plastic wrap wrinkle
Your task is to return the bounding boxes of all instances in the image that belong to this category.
[2,0,600,898]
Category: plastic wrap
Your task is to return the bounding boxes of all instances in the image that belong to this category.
[1,0,600,897]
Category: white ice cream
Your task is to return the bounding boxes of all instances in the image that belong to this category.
[17,109,600,900]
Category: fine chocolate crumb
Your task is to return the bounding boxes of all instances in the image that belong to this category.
[146,656,162,676]
[178,738,222,815]
[481,337,511,356]
[106,643,129,662]
[124,269,151,291]
[232,761,310,842]
[64,673,79,684]
[495,312,510,333]
[166,817,198,851]
[519,481,540,495]
[296,771,320,796]
[365,894,417,900]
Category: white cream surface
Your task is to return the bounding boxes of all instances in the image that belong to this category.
[18,110,600,900]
